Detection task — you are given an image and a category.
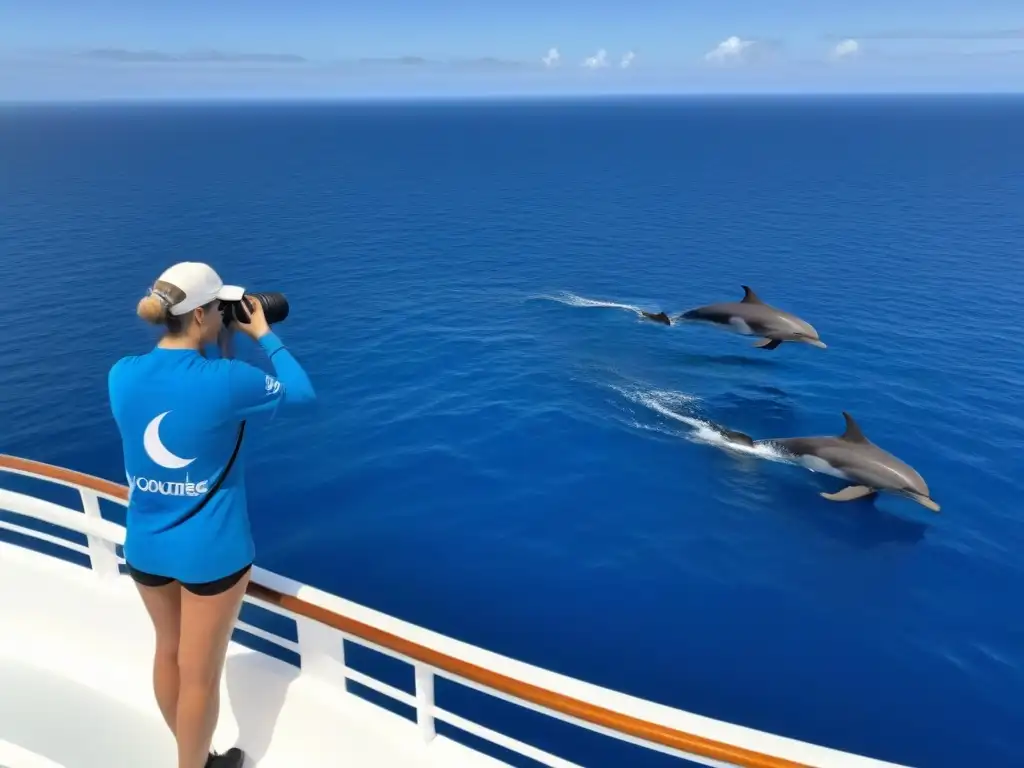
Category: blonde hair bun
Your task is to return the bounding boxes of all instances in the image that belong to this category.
[137,293,169,325]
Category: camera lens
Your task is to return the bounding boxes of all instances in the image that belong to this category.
[250,292,289,325]
[220,292,290,327]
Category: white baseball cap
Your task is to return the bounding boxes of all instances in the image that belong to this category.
[153,262,245,316]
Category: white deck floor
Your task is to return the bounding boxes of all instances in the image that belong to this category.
[0,543,508,768]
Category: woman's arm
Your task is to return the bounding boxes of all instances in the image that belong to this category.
[256,332,315,403]
[227,331,316,419]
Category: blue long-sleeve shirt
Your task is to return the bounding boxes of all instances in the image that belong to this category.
[108,332,315,583]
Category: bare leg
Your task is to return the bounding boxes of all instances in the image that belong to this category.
[135,581,183,735]
[175,572,250,768]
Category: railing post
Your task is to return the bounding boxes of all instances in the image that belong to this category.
[296,617,348,692]
[415,664,436,743]
[79,490,119,580]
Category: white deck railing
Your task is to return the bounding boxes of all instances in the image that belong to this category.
[0,454,907,768]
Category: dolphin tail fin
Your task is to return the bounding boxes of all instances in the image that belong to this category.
[753,338,782,350]
[821,485,876,503]
[640,311,671,326]
[721,429,755,448]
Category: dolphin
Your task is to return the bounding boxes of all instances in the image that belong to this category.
[721,412,940,512]
[640,310,672,325]
[676,286,826,350]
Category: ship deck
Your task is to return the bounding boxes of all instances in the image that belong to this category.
[0,453,911,768]
[0,543,506,768]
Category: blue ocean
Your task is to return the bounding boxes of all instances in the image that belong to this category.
[2,96,1023,768]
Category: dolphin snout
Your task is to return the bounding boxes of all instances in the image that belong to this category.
[905,490,940,513]
[806,338,827,349]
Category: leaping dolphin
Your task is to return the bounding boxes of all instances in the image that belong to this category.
[722,412,940,512]
[671,286,826,350]
[640,310,671,325]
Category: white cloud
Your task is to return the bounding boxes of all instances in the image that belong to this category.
[831,39,861,59]
[542,47,560,68]
[704,36,755,63]
[620,51,636,68]
[583,49,608,69]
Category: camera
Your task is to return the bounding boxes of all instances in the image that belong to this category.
[221,292,290,328]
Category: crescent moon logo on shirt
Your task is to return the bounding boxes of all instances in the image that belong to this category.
[143,411,196,470]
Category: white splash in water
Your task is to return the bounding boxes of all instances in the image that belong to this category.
[614,384,790,463]
[535,291,649,318]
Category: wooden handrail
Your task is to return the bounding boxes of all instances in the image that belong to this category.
[249,582,807,767]
[0,455,128,502]
[0,454,808,768]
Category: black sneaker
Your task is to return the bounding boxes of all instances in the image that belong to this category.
[206,748,245,767]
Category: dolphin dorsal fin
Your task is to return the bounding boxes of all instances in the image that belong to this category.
[740,286,764,304]
[840,412,868,443]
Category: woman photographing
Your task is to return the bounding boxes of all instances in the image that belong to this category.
[108,262,315,768]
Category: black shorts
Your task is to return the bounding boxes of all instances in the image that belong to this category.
[126,562,252,597]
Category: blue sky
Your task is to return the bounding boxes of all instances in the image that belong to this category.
[1,0,1022,99]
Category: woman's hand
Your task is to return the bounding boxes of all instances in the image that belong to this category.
[235,296,271,341]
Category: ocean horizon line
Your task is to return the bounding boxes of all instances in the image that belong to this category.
[3,90,1024,108]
